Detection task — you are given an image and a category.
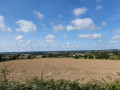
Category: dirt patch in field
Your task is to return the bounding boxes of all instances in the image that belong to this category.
[0,58,120,83]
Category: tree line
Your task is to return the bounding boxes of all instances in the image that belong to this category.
[0,51,120,62]
[73,51,120,60]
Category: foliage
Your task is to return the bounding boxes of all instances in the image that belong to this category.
[1,50,120,62]
[73,55,79,59]
[84,55,88,59]
[88,55,93,59]
[95,52,109,59]
[113,51,119,56]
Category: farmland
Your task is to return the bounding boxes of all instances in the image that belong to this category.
[0,58,120,83]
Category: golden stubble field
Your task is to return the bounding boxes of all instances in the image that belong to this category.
[0,58,120,82]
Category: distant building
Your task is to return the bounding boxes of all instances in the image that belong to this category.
[73,53,84,57]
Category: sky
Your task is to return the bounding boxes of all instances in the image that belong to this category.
[0,0,120,52]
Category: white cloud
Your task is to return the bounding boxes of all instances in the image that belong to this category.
[112,35,120,39]
[115,29,120,33]
[15,35,24,43]
[45,40,55,43]
[15,35,24,41]
[96,5,102,11]
[45,34,56,40]
[15,35,31,44]
[66,25,75,31]
[85,42,96,45]
[65,42,70,48]
[66,18,99,31]
[63,35,67,38]
[110,41,118,44]
[45,34,56,43]
[37,40,41,43]
[19,40,24,43]
[73,7,87,16]
[16,20,37,33]
[53,24,64,32]
[58,15,63,18]
[33,10,44,20]
[78,34,102,39]
[102,21,107,26]
[27,40,31,45]
[0,15,12,32]
[75,45,80,48]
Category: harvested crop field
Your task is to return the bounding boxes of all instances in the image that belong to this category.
[0,58,120,82]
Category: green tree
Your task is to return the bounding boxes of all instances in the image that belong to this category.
[95,54,101,59]
[88,55,93,59]
[113,51,119,56]
[0,55,3,62]
[73,55,79,59]
[118,51,120,59]
[84,55,88,59]
[27,55,32,59]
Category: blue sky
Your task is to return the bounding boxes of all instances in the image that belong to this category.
[0,0,120,52]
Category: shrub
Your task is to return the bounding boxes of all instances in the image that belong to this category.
[73,55,79,59]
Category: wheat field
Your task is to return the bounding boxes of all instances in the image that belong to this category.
[0,58,120,82]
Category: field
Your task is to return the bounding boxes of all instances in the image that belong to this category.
[0,58,120,83]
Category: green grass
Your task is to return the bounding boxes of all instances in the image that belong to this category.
[109,55,120,60]
[78,54,120,60]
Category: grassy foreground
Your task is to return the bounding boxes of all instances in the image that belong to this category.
[0,65,120,90]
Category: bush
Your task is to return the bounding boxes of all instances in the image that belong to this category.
[84,55,88,59]
[88,55,93,59]
[73,55,79,59]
